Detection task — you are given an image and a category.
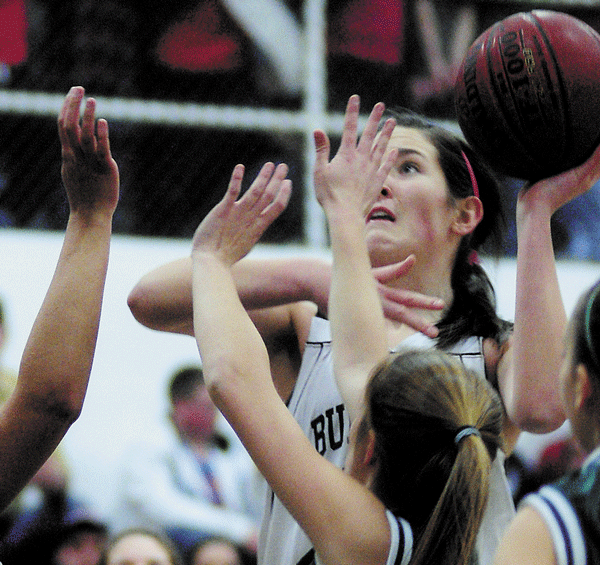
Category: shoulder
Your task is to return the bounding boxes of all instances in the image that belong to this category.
[494,503,557,565]
[519,484,587,565]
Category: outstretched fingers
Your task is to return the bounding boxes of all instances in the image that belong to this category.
[356,101,386,156]
[247,163,291,225]
[192,162,292,265]
[313,129,331,172]
[95,119,112,163]
[58,86,85,157]
[80,97,98,155]
[223,164,246,207]
[338,94,361,155]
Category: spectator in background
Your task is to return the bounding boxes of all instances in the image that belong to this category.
[103,528,183,565]
[111,365,260,558]
[408,0,477,117]
[190,537,248,565]
[48,510,108,565]
[0,0,27,85]
[0,453,103,564]
[327,0,407,112]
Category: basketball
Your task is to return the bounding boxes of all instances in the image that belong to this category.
[454,10,600,180]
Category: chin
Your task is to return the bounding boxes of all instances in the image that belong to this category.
[366,232,408,265]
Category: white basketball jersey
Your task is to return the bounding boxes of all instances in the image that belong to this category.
[258,317,515,565]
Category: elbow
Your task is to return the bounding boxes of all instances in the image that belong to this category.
[507,398,566,435]
[202,357,238,409]
[26,388,83,431]
[127,283,153,327]
[202,353,267,415]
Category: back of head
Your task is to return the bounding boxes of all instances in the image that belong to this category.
[102,527,183,565]
[168,365,205,405]
[366,349,503,565]
[569,279,600,421]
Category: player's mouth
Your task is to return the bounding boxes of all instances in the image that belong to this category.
[367,206,396,223]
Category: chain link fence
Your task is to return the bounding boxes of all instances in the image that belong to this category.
[1,0,600,252]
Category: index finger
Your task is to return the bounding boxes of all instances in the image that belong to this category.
[58,86,84,151]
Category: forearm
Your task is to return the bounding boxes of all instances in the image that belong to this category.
[129,256,330,334]
[327,207,388,420]
[192,254,273,407]
[18,212,112,419]
[0,212,112,508]
[507,200,567,432]
[232,256,331,313]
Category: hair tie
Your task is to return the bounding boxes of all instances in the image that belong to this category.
[454,426,480,445]
[584,283,600,369]
[461,150,479,199]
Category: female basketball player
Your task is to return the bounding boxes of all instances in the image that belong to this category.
[128,96,600,565]
[494,277,600,565]
[190,151,504,565]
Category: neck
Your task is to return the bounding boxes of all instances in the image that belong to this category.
[384,254,454,315]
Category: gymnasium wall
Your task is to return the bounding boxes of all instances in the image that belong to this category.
[0,229,597,517]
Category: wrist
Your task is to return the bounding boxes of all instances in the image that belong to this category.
[323,203,365,227]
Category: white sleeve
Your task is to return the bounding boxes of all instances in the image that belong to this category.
[386,510,413,565]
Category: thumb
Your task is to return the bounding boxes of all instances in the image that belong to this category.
[373,255,417,283]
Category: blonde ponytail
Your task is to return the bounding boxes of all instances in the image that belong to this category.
[366,349,504,565]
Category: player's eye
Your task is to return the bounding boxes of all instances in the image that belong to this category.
[398,161,419,174]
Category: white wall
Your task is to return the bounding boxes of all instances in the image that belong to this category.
[0,229,598,518]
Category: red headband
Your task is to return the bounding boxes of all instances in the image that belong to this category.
[461,150,481,265]
[461,150,479,199]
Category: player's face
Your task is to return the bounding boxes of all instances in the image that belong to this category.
[365,126,459,267]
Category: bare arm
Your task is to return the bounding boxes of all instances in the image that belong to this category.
[493,507,556,565]
[192,164,391,565]
[127,255,331,336]
[128,243,441,342]
[0,86,118,509]
[313,96,398,421]
[499,143,600,435]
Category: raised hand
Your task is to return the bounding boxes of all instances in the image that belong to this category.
[313,94,397,218]
[519,142,600,216]
[192,162,292,266]
[57,86,119,219]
